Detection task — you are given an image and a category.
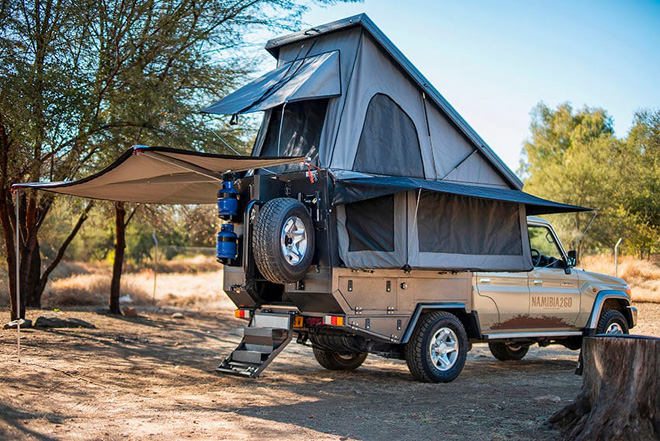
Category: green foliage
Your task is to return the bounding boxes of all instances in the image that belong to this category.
[521,103,660,255]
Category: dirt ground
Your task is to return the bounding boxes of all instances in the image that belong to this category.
[1,302,658,441]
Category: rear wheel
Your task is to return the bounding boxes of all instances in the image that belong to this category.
[488,342,529,361]
[404,311,468,383]
[312,348,368,370]
[596,309,629,335]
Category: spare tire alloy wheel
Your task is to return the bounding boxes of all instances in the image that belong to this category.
[253,198,315,284]
[281,216,308,265]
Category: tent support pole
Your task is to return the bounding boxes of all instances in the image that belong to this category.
[14,188,20,363]
[139,150,225,182]
[406,188,422,268]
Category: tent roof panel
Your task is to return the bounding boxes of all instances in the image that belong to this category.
[266,14,523,190]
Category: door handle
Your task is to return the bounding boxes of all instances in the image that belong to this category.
[533,279,543,285]
[479,278,491,284]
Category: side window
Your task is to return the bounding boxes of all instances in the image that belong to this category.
[345,195,395,252]
[353,94,424,178]
[528,225,564,266]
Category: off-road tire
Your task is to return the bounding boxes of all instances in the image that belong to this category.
[488,342,529,361]
[404,311,468,383]
[312,348,368,370]
[252,198,315,284]
[596,309,629,335]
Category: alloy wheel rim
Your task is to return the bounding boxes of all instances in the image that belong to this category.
[606,322,623,334]
[280,216,308,265]
[429,327,459,371]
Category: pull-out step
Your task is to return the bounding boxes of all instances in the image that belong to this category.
[216,312,293,378]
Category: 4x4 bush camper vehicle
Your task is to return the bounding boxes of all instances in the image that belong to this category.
[17,15,636,382]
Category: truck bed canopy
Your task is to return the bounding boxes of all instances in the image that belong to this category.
[333,175,590,272]
[12,146,302,204]
[331,175,590,215]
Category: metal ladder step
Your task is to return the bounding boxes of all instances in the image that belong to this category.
[216,320,293,378]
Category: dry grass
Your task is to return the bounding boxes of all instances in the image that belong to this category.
[43,274,150,307]
[42,269,233,310]
[581,255,660,303]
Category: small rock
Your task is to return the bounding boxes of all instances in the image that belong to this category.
[115,336,127,343]
[534,394,561,403]
[122,307,138,317]
[3,319,33,330]
[171,312,184,319]
[35,313,95,329]
[119,294,133,303]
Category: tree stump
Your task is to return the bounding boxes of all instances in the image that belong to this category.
[549,335,660,440]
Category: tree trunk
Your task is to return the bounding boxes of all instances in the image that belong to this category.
[549,335,660,440]
[109,202,126,315]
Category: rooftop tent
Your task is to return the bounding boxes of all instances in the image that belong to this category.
[223,13,524,189]
[13,146,302,204]
[332,176,590,271]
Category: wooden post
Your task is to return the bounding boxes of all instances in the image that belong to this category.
[550,335,660,440]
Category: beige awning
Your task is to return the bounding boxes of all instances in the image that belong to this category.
[13,146,301,204]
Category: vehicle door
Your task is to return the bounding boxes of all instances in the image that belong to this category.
[527,224,581,329]
[474,272,529,331]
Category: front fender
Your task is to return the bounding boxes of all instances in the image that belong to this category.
[584,290,634,333]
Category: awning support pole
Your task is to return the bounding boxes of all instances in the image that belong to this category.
[138,150,225,182]
[14,187,21,363]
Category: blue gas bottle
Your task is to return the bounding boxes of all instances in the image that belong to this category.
[216,224,238,260]
[217,180,238,220]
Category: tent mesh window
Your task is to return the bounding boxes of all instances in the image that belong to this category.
[258,99,328,173]
[346,195,395,252]
[417,192,522,255]
[353,94,424,178]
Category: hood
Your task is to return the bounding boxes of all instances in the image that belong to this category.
[578,269,628,289]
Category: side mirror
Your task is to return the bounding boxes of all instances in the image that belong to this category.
[567,250,578,267]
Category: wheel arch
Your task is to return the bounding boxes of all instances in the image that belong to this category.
[586,290,634,332]
[401,303,482,344]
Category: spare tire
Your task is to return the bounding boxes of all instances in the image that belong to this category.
[252,198,315,284]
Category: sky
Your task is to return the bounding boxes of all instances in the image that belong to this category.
[247,0,660,171]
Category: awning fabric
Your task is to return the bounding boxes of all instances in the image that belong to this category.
[331,175,591,215]
[13,146,302,204]
[202,51,341,115]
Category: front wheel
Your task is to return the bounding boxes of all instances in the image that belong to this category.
[404,311,468,383]
[313,348,368,370]
[596,309,629,335]
[488,342,529,361]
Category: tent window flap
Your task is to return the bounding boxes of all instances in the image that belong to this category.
[353,94,424,178]
[202,51,341,115]
[416,192,522,255]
